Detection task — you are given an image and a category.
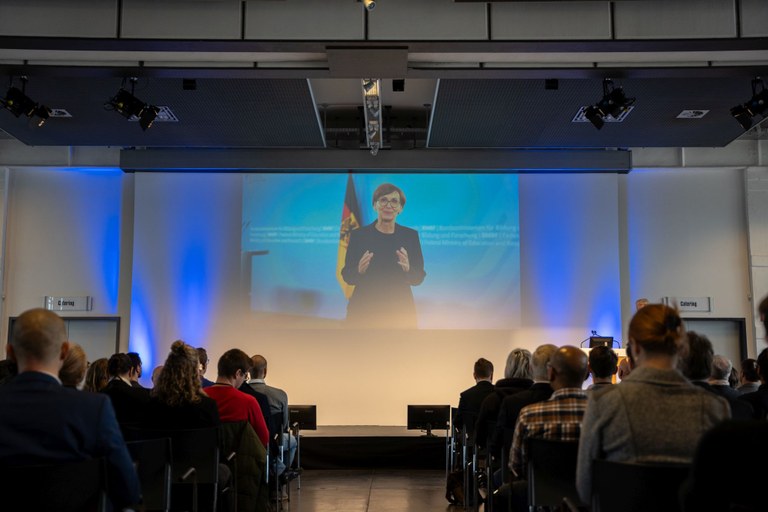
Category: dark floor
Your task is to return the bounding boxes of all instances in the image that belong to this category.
[280,469,458,512]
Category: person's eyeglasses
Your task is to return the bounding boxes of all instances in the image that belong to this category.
[377,198,401,208]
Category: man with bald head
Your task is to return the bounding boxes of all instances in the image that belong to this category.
[0,308,140,509]
[506,345,589,511]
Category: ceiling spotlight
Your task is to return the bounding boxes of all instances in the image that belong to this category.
[105,78,160,131]
[1,77,51,126]
[363,0,376,11]
[731,77,768,131]
[585,79,635,130]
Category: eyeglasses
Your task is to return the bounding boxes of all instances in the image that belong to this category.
[377,198,401,208]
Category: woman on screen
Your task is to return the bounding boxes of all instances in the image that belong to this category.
[341,183,426,328]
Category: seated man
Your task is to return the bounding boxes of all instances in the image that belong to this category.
[506,346,589,512]
[0,308,140,510]
[101,352,150,428]
[127,351,144,388]
[454,357,495,434]
[587,346,618,391]
[204,348,269,447]
[247,354,298,480]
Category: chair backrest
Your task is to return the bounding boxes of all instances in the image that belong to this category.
[124,427,220,485]
[127,437,172,512]
[124,426,221,512]
[681,419,768,512]
[591,459,690,512]
[0,457,107,512]
[526,438,582,509]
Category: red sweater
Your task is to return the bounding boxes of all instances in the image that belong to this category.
[204,384,269,446]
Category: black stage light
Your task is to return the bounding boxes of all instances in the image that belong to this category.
[106,80,160,131]
[585,79,635,130]
[32,104,51,127]
[3,86,37,118]
[138,105,160,131]
[107,88,146,119]
[584,105,605,130]
[731,78,767,131]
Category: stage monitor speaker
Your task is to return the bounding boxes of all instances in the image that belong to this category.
[288,405,317,430]
[589,336,614,348]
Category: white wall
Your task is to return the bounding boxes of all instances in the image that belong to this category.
[1,165,753,424]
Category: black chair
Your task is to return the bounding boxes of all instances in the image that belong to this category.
[288,404,317,490]
[270,410,288,508]
[526,438,584,512]
[680,420,768,512]
[591,459,690,512]
[127,437,172,512]
[125,427,221,512]
[0,457,108,512]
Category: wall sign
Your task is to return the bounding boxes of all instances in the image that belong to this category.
[663,296,711,312]
[44,296,93,311]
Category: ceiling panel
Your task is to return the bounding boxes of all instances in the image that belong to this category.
[0,77,326,148]
[428,77,749,148]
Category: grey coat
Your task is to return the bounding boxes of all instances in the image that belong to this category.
[576,366,730,503]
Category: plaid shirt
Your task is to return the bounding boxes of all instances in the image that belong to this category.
[509,387,588,478]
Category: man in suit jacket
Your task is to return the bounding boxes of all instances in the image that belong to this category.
[247,354,297,478]
[454,358,495,433]
[101,352,150,428]
[0,308,140,510]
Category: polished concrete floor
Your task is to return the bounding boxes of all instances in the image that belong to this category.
[281,469,459,512]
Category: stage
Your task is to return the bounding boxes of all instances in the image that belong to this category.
[298,426,450,470]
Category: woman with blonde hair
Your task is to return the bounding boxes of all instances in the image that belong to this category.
[83,357,109,392]
[59,343,88,388]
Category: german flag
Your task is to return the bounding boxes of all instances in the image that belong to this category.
[337,173,362,299]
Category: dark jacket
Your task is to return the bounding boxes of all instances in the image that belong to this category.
[475,377,533,449]
[455,380,495,433]
[219,421,269,512]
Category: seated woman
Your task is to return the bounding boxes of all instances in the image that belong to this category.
[59,343,88,389]
[83,357,109,393]
[143,340,220,430]
[576,304,730,504]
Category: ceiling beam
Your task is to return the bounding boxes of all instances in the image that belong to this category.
[119,148,632,173]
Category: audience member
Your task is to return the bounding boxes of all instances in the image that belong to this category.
[475,348,533,449]
[126,351,143,388]
[454,357,495,433]
[728,366,739,389]
[739,347,768,419]
[587,346,618,391]
[0,308,140,509]
[708,354,740,399]
[247,354,298,479]
[83,357,109,392]
[143,341,235,510]
[196,347,215,388]
[59,342,87,388]
[101,353,150,427]
[678,332,753,420]
[150,364,164,386]
[494,344,557,458]
[737,358,760,394]
[143,341,220,430]
[576,305,730,504]
[505,345,589,512]
[0,359,18,385]
[204,348,269,446]
[759,294,768,339]
[236,361,275,450]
